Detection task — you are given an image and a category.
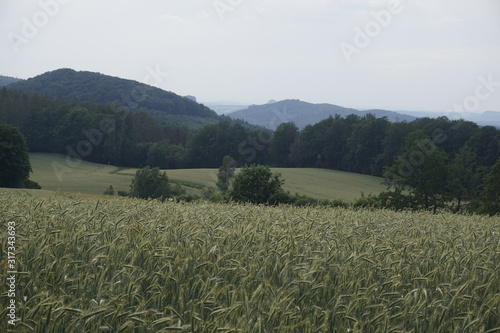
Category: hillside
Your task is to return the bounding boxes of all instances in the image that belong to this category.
[402,110,500,128]
[0,75,21,86]
[29,153,386,201]
[6,68,221,128]
[228,99,417,130]
[473,111,500,127]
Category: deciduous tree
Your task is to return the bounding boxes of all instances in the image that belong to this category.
[130,166,172,200]
[229,164,284,204]
[0,121,35,188]
[216,155,236,193]
[384,131,450,212]
[481,158,500,215]
[448,145,481,211]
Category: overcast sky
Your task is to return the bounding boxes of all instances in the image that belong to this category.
[2,0,500,113]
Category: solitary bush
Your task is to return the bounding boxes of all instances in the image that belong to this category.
[175,194,200,203]
[104,185,115,196]
[216,155,236,193]
[130,167,172,201]
[229,164,284,204]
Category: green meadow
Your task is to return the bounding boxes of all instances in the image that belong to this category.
[29,153,133,195]
[28,153,386,201]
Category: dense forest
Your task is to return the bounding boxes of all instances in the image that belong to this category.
[5,68,249,130]
[1,87,499,172]
[1,86,499,212]
[0,75,21,87]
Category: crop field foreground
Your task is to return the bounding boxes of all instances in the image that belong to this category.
[0,195,499,332]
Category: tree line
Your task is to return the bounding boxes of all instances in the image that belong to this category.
[1,88,500,213]
[0,89,256,168]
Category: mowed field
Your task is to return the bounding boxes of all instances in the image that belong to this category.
[0,195,498,332]
[29,153,134,195]
[29,153,386,201]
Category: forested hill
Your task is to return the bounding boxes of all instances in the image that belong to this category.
[6,68,221,128]
[0,75,22,87]
[228,99,417,130]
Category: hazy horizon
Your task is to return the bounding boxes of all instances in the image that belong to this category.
[2,0,499,115]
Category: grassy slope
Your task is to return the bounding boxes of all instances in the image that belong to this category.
[29,153,134,195]
[273,168,385,201]
[28,153,386,201]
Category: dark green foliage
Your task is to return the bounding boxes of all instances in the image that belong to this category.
[448,145,482,211]
[297,114,392,174]
[342,114,390,174]
[229,164,284,204]
[104,185,115,196]
[275,192,349,208]
[203,188,229,203]
[171,183,186,197]
[175,193,201,203]
[269,122,299,167]
[384,131,450,212]
[352,193,384,209]
[0,89,191,168]
[2,85,498,181]
[146,140,185,169]
[2,76,500,214]
[216,156,236,193]
[186,122,247,168]
[21,179,41,189]
[130,167,172,200]
[464,125,499,167]
[0,75,21,87]
[375,190,414,211]
[481,158,500,215]
[0,120,33,187]
[7,68,220,124]
[299,115,350,170]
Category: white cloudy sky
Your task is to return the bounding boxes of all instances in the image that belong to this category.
[1,0,499,112]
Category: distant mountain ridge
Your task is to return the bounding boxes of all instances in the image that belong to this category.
[6,68,221,128]
[401,110,500,128]
[0,75,22,87]
[227,99,417,130]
